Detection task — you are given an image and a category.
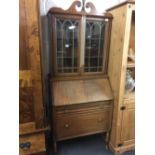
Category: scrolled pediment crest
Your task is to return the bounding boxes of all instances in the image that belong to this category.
[48,0,113,18]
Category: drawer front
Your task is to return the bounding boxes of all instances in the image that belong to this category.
[55,104,112,140]
[56,101,112,114]
[19,133,45,155]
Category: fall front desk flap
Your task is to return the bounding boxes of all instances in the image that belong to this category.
[52,78,113,106]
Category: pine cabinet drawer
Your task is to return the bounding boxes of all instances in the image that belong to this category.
[19,133,45,155]
[55,102,112,140]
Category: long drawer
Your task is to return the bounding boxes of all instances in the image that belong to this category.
[54,101,113,140]
[19,133,45,155]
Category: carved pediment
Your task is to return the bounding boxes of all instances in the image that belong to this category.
[48,0,113,18]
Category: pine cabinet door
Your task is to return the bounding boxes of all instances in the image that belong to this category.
[120,107,135,142]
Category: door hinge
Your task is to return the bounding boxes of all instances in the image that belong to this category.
[120,106,126,110]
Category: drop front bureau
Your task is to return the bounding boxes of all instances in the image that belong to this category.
[47,1,114,154]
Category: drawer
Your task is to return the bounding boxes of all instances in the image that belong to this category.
[55,104,112,140]
[55,101,112,115]
[19,133,45,155]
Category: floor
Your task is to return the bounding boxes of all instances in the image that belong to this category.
[47,134,135,155]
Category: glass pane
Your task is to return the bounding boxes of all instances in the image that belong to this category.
[84,19,106,72]
[56,19,79,73]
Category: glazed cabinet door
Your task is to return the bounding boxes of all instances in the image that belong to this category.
[84,18,110,73]
[120,107,135,142]
[50,15,81,75]
[49,13,112,76]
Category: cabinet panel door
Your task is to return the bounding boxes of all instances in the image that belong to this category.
[120,108,135,142]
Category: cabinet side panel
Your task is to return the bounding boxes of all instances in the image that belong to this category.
[108,4,128,145]
[24,0,45,128]
[19,0,35,124]
[19,0,30,70]
[19,71,35,123]
[129,11,135,52]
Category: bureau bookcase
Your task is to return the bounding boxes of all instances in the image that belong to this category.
[48,0,114,154]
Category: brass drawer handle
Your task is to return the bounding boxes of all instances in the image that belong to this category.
[20,142,31,150]
[64,124,69,128]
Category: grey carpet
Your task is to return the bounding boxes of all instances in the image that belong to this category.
[56,134,135,155]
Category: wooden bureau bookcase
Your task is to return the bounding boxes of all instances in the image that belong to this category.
[107,1,135,154]
[47,1,114,154]
[19,0,47,154]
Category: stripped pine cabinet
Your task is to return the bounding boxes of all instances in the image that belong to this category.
[107,0,135,154]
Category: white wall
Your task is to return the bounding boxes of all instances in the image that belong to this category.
[40,0,124,15]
